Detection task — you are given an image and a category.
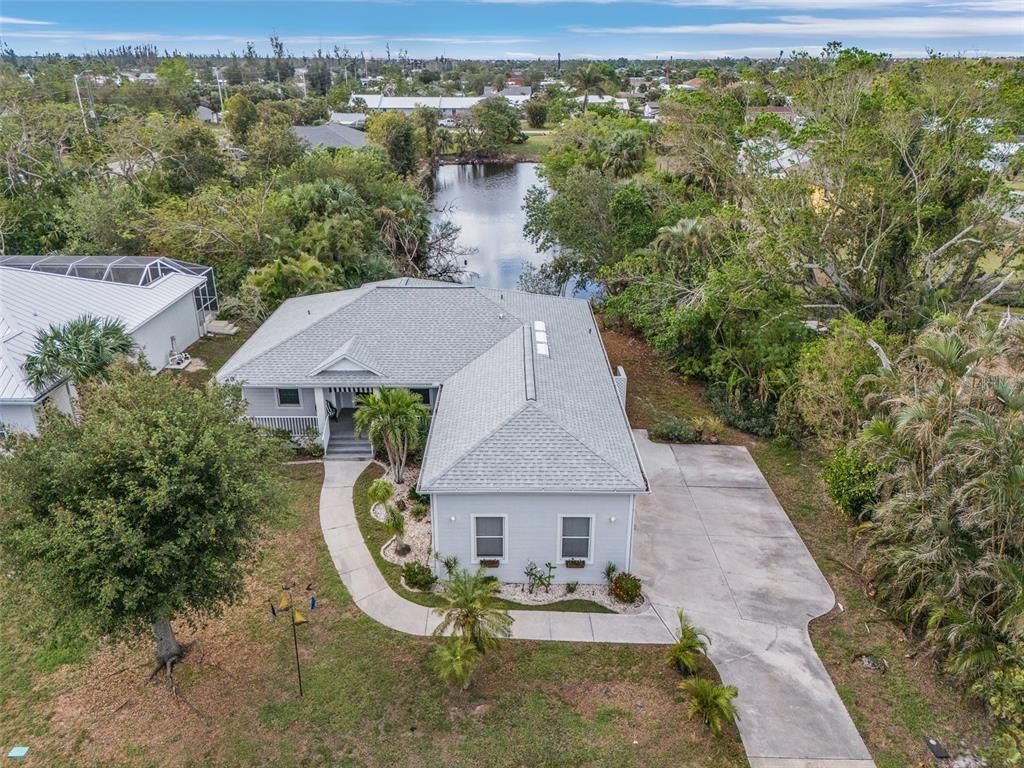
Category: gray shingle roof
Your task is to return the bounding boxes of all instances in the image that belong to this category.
[292,123,367,149]
[218,279,647,494]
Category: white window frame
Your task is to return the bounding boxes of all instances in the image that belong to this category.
[276,387,303,408]
[557,514,595,564]
[471,514,508,563]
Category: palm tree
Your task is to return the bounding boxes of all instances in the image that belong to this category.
[433,568,513,653]
[354,388,430,483]
[23,314,136,391]
[431,636,482,690]
[567,63,607,112]
[602,129,647,178]
[384,503,407,553]
[367,477,394,519]
[667,610,710,675]
[681,677,739,736]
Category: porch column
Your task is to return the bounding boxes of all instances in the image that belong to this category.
[314,387,327,434]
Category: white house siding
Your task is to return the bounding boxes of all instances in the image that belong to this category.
[242,386,318,417]
[132,292,202,370]
[431,492,635,585]
[0,402,38,433]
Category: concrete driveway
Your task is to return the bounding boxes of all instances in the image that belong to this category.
[632,432,875,768]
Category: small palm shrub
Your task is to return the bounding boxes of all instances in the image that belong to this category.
[651,416,699,443]
[433,568,513,653]
[403,562,437,591]
[431,636,481,690]
[681,677,739,736]
[610,571,643,604]
[384,503,408,554]
[667,610,710,675]
[410,502,429,520]
[367,478,394,518]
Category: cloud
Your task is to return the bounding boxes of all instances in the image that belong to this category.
[570,13,1024,37]
[0,29,536,47]
[0,16,55,25]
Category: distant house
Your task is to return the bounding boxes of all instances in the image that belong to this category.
[643,102,661,121]
[137,72,158,85]
[484,85,533,98]
[745,105,803,127]
[329,112,368,128]
[196,105,219,124]
[217,278,648,585]
[575,94,630,111]
[351,94,484,116]
[0,255,218,435]
[680,77,705,91]
[292,123,368,150]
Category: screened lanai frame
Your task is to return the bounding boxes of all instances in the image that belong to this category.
[0,254,218,316]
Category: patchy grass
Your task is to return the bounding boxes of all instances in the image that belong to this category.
[173,326,253,387]
[353,463,613,614]
[1,461,744,767]
[601,324,995,766]
[502,133,556,161]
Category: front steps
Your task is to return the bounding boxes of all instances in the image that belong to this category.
[326,434,373,461]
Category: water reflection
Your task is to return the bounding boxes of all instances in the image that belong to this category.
[431,162,553,291]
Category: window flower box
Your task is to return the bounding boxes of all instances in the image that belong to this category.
[565,559,586,569]
[479,559,500,568]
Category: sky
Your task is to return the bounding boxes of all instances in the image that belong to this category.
[1,0,1022,61]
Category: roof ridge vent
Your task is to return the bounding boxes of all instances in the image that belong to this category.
[522,326,537,401]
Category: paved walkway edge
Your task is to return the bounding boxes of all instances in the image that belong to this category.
[319,459,676,644]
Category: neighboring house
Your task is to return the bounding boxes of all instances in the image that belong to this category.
[484,85,533,98]
[643,102,661,121]
[292,123,368,150]
[575,94,630,110]
[217,278,648,584]
[329,111,368,128]
[0,255,218,434]
[137,72,158,85]
[351,94,484,116]
[196,105,219,123]
[679,77,705,91]
[745,105,803,127]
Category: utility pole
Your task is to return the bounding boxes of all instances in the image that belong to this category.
[73,71,91,132]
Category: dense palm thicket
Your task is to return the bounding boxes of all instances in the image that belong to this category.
[524,49,1024,760]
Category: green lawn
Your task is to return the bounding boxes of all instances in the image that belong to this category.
[501,133,556,161]
[353,463,613,613]
[600,326,995,766]
[0,463,744,767]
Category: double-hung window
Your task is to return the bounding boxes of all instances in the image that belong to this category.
[277,388,301,407]
[560,516,592,561]
[474,516,505,560]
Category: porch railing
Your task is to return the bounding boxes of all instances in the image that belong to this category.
[249,415,318,439]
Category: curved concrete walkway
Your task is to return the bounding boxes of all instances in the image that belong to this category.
[320,454,875,768]
[319,459,675,643]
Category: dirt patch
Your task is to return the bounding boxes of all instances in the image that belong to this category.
[29,464,333,767]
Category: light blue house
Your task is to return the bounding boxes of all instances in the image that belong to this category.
[217,278,648,584]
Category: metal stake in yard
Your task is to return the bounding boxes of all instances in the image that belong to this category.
[271,587,314,698]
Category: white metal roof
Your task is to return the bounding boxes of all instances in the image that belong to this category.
[0,266,204,402]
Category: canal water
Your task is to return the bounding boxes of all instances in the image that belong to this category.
[431,162,554,291]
